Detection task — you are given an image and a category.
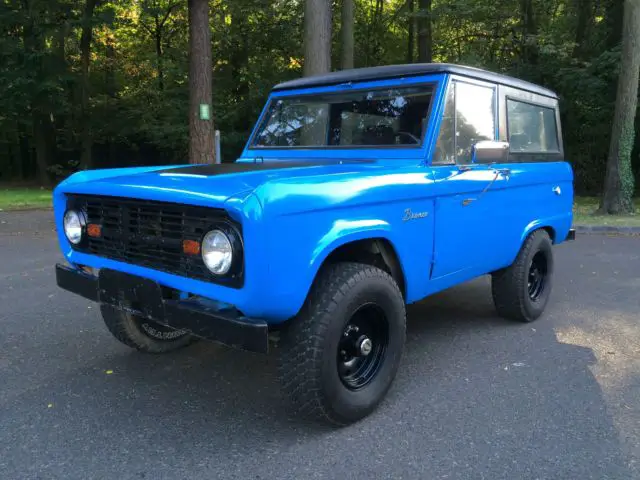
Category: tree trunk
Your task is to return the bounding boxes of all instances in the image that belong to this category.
[601,0,640,214]
[417,0,432,63]
[33,114,52,185]
[371,0,384,63]
[341,0,354,69]
[407,0,415,63]
[18,124,29,181]
[22,0,52,184]
[105,35,117,166]
[573,0,594,58]
[605,0,625,49]
[80,0,98,169]
[188,0,215,164]
[105,35,117,98]
[230,4,250,131]
[304,0,332,76]
[155,26,164,91]
[520,0,538,66]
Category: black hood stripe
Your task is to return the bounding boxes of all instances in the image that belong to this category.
[158,160,374,177]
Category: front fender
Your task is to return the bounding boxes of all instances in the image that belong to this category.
[256,198,435,322]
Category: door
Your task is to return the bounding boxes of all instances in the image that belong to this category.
[429,79,513,279]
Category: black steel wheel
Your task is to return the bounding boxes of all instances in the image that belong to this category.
[278,262,406,426]
[337,304,389,391]
[101,305,196,353]
[527,251,548,301]
[492,229,554,323]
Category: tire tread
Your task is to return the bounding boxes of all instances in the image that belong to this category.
[278,262,405,425]
[101,305,195,354]
[492,230,552,322]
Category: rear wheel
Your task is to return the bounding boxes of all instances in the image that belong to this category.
[492,229,554,322]
[278,262,406,425]
[101,305,196,353]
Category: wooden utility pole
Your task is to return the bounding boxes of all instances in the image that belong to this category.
[188,0,215,164]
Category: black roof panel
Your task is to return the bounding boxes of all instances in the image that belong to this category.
[272,63,557,99]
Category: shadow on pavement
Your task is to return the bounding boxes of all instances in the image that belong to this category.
[1,277,632,479]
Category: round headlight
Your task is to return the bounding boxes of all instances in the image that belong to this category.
[63,210,85,245]
[202,229,233,275]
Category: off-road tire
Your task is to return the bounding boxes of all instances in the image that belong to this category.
[278,262,406,426]
[101,305,196,353]
[492,229,554,322]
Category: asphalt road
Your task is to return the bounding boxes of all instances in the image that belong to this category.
[1,210,639,480]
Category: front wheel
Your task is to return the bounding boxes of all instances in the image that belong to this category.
[278,262,406,426]
[492,229,554,322]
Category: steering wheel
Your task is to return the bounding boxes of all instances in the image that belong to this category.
[395,131,421,145]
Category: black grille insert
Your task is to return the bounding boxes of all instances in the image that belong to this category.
[67,195,242,287]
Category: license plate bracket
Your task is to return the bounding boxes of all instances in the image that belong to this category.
[98,269,165,320]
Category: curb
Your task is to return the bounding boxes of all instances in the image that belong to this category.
[574,225,640,235]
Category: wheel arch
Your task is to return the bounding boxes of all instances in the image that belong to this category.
[312,235,407,299]
[502,222,557,271]
[521,221,556,244]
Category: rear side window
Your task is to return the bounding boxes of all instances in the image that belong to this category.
[507,99,559,153]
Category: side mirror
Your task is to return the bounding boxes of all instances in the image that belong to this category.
[471,141,510,164]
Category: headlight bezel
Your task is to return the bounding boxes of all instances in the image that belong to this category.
[201,222,244,279]
[63,209,87,246]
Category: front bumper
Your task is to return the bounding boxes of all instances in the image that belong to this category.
[55,264,269,353]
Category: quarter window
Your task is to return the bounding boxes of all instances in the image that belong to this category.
[433,83,455,164]
[507,99,559,153]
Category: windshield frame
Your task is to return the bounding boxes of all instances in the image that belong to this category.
[243,73,445,160]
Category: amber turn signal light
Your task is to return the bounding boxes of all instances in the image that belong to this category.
[182,239,201,255]
[87,224,102,238]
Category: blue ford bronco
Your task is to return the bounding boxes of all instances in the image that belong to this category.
[54,63,574,425]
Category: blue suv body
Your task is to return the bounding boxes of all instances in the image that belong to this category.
[54,64,574,424]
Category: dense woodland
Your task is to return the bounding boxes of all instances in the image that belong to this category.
[0,0,638,208]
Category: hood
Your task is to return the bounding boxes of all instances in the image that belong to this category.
[56,159,381,209]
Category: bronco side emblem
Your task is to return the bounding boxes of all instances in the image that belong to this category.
[403,208,429,222]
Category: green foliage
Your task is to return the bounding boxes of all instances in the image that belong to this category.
[0,0,637,196]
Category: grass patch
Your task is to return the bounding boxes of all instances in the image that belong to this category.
[0,188,52,211]
[574,197,640,226]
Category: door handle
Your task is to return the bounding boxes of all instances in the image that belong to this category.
[494,168,511,178]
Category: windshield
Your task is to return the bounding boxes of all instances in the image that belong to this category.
[251,85,434,149]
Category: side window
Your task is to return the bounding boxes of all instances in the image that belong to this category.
[433,81,496,165]
[507,99,559,153]
[454,82,496,164]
